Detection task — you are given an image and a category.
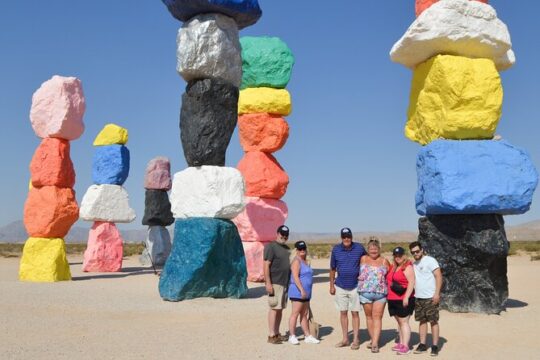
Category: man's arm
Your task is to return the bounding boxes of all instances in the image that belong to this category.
[432,267,442,304]
[329,268,336,295]
[264,260,273,294]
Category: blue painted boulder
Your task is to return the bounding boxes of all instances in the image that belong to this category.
[161,0,262,29]
[92,145,130,185]
[416,140,538,215]
[159,218,248,301]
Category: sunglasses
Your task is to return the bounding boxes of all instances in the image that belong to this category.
[411,250,422,255]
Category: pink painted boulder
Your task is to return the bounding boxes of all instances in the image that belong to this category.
[30,75,86,140]
[30,138,75,188]
[144,157,172,191]
[242,241,267,282]
[82,222,124,272]
[233,197,288,242]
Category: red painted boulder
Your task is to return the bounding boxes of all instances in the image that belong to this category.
[242,241,267,282]
[238,113,289,152]
[82,222,124,272]
[233,197,288,242]
[237,152,289,199]
[23,186,79,238]
[144,157,172,191]
[30,138,75,188]
[30,75,86,140]
[415,0,488,17]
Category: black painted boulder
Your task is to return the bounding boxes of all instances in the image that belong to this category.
[418,214,509,314]
[142,190,174,226]
[180,79,239,167]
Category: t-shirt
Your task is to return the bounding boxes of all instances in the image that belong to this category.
[330,242,366,290]
[263,241,291,287]
[413,255,440,299]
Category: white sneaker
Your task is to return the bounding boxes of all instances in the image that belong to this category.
[288,335,300,345]
[304,335,320,344]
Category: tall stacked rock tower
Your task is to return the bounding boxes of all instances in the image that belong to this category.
[19,75,85,282]
[391,0,538,313]
[80,124,136,272]
[233,36,295,282]
[141,157,174,266]
[158,0,263,301]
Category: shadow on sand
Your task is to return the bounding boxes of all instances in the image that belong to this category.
[505,298,528,308]
[72,266,157,281]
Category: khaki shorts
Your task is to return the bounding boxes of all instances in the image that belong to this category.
[415,298,439,323]
[268,284,288,310]
[334,285,361,312]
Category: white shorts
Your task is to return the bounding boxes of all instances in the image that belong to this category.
[334,285,361,312]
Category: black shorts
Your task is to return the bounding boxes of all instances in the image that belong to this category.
[388,298,415,318]
[289,298,310,303]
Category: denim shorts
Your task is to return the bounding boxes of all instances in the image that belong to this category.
[358,292,387,304]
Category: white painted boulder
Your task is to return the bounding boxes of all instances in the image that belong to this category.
[177,13,242,87]
[390,0,515,71]
[233,197,288,242]
[170,166,246,219]
[80,185,136,223]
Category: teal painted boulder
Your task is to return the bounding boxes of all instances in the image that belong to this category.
[159,218,248,301]
[240,36,295,89]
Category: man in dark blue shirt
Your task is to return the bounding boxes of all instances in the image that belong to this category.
[329,227,366,350]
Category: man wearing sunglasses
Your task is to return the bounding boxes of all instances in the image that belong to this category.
[409,241,443,357]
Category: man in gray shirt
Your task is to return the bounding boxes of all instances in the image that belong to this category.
[263,225,291,344]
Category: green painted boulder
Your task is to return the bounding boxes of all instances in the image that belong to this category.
[240,36,295,89]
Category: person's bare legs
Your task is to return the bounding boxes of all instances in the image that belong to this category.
[397,315,411,348]
[288,302,302,338]
[362,303,374,345]
[431,321,439,347]
[268,309,278,336]
[352,311,360,345]
[418,321,428,345]
[275,309,283,335]
[340,311,349,344]
[371,301,386,348]
[299,303,311,336]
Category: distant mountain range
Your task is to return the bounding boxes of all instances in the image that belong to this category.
[1,219,539,244]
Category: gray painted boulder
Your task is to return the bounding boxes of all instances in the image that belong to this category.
[140,226,172,267]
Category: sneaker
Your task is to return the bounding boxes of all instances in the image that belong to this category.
[304,335,320,344]
[430,346,439,357]
[397,345,410,355]
[267,335,282,344]
[288,335,300,345]
[392,343,404,352]
[414,343,428,354]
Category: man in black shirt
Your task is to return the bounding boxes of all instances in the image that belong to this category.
[263,225,291,344]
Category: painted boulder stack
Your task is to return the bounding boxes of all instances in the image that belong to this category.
[20,75,86,282]
[80,124,136,272]
[158,0,262,301]
[140,157,174,266]
[233,36,294,282]
[391,0,538,313]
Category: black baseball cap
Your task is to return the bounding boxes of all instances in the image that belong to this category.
[294,241,307,250]
[341,227,352,238]
[277,225,289,237]
[393,247,405,256]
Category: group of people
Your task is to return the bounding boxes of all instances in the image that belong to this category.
[263,226,443,356]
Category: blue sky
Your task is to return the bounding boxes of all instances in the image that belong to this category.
[0,1,539,233]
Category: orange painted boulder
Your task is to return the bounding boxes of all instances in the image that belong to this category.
[242,241,267,282]
[30,138,75,188]
[415,0,488,17]
[238,113,289,152]
[82,222,123,272]
[23,186,79,238]
[237,152,289,199]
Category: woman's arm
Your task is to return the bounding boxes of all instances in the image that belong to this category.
[291,259,306,298]
[403,265,415,306]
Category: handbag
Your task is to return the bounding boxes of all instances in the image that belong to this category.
[308,306,320,339]
[390,268,407,296]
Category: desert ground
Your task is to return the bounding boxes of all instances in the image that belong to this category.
[1,255,538,360]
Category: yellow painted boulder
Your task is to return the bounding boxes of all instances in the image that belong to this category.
[19,237,71,282]
[238,88,291,116]
[93,123,128,146]
[406,55,503,145]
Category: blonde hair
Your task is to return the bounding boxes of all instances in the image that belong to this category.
[393,255,410,270]
[366,236,381,250]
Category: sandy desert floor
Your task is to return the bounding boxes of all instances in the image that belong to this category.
[1,255,538,360]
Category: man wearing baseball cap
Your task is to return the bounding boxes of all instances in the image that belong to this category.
[264,225,291,344]
[330,227,366,349]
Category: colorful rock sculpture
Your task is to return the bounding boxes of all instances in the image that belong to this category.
[20,75,86,282]
[234,36,295,282]
[160,2,256,300]
[144,157,172,190]
[392,0,538,313]
[80,124,135,272]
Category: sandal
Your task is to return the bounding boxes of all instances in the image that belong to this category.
[335,341,349,348]
[351,342,360,350]
[367,342,372,349]
[371,346,380,353]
